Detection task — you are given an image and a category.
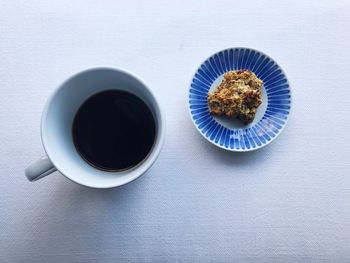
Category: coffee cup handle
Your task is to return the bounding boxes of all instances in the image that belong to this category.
[25,156,57,182]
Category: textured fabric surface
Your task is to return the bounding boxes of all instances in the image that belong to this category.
[1,0,350,262]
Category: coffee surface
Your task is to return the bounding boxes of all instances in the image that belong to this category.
[72,90,156,171]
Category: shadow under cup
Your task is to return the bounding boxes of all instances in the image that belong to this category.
[42,68,164,188]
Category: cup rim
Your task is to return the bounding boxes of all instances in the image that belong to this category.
[40,67,165,188]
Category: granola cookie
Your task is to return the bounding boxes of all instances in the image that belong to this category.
[207,70,263,124]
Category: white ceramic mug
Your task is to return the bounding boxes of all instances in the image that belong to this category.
[25,68,165,188]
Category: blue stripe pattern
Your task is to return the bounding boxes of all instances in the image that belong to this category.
[189,48,291,151]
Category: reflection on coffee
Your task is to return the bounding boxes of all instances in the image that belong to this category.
[72,90,156,171]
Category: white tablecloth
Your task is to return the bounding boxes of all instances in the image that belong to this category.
[1,0,350,262]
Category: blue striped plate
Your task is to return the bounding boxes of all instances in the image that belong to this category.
[188,48,291,151]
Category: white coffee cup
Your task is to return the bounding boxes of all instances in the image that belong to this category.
[25,68,165,188]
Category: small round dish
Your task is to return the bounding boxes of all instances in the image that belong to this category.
[188,48,291,151]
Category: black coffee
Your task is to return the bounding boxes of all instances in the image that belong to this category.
[72,90,156,171]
